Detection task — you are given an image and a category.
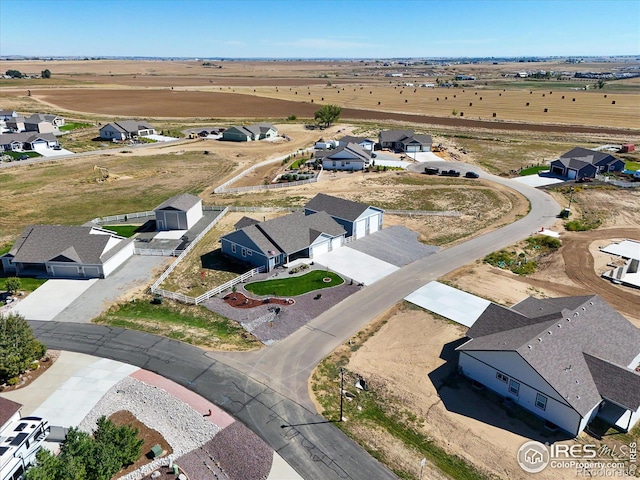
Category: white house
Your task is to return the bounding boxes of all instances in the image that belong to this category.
[322,143,371,171]
[304,193,383,239]
[154,193,203,231]
[99,120,156,141]
[1,225,135,279]
[221,124,278,142]
[456,295,640,436]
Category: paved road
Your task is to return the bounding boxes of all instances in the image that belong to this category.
[27,321,397,480]
[207,164,562,409]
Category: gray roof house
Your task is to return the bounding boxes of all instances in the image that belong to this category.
[220,211,346,271]
[99,120,156,141]
[304,193,384,239]
[322,143,371,171]
[338,135,375,151]
[0,132,59,151]
[221,124,277,142]
[378,129,432,152]
[1,225,135,279]
[550,147,625,179]
[154,193,203,231]
[0,110,18,121]
[456,294,640,436]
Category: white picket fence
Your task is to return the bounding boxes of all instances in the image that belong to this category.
[92,210,155,225]
[386,209,462,217]
[134,248,182,257]
[150,207,229,294]
[214,147,314,194]
[219,176,319,194]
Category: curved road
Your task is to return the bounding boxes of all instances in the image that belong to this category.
[29,164,561,480]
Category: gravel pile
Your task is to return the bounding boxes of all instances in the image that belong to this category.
[177,421,272,480]
[78,376,220,480]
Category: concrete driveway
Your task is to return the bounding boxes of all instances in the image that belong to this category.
[10,279,98,321]
[33,144,74,157]
[314,247,399,285]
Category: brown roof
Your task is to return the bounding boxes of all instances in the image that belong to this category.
[0,397,22,429]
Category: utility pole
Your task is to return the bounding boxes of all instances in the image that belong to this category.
[339,367,345,421]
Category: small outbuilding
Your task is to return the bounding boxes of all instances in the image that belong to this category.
[154,193,203,231]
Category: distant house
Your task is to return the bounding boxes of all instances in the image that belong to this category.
[304,193,383,239]
[23,114,55,134]
[0,132,59,151]
[322,142,371,171]
[99,120,156,141]
[221,124,277,142]
[550,147,625,179]
[154,193,203,231]
[457,295,640,436]
[220,194,384,270]
[1,225,135,279]
[338,135,375,151]
[0,110,18,122]
[5,116,25,133]
[378,129,432,153]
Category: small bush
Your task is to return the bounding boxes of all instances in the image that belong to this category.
[7,376,20,386]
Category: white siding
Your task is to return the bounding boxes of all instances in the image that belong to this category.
[354,219,366,239]
[185,201,203,229]
[459,351,585,435]
[311,241,330,256]
[102,241,134,277]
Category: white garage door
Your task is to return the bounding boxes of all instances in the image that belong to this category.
[354,220,366,239]
[83,266,102,278]
[312,241,330,256]
[567,169,577,179]
[406,145,419,152]
[51,265,81,278]
[368,215,380,234]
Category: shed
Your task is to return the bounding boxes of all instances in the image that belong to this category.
[154,193,203,231]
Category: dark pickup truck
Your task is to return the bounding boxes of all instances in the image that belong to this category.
[423,166,439,175]
[439,169,461,177]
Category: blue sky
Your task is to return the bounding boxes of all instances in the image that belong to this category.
[1,0,638,58]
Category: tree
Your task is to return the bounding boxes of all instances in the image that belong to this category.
[41,69,51,79]
[4,277,21,295]
[0,312,46,382]
[5,69,23,78]
[597,79,606,89]
[314,104,342,128]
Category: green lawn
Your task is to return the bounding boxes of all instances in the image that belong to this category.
[519,165,549,176]
[3,151,40,161]
[1,276,47,293]
[59,121,93,132]
[245,270,344,296]
[624,161,640,171]
[102,225,139,237]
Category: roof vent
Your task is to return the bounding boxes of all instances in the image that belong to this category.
[589,301,594,305]
[581,307,586,311]
[574,312,579,317]
[575,380,580,384]
[537,338,542,342]
[566,318,571,322]
[557,324,562,328]
[527,345,532,349]
[548,331,552,335]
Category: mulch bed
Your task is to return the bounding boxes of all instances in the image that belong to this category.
[0,350,60,393]
[223,292,294,309]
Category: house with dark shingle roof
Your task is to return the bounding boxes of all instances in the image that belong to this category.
[456,294,640,435]
[378,129,432,153]
[154,193,203,231]
[321,143,371,171]
[221,123,277,142]
[0,398,22,433]
[0,132,59,151]
[220,211,346,271]
[1,225,135,279]
[338,135,375,151]
[550,147,625,180]
[304,193,383,239]
[99,120,156,141]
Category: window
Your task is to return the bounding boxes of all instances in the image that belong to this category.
[535,393,547,410]
[509,379,520,396]
[241,248,246,257]
[247,250,252,256]
[231,244,236,253]
[496,372,508,383]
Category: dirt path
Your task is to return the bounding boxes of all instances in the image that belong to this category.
[561,228,640,320]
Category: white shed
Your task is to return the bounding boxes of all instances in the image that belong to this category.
[154,193,203,231]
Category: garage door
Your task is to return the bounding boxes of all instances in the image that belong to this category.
[312,241,330,256]
[567,169,577,180]
[354,220,366,239]
[51,265,81,278]
[406,145,419,152]
[368,215,379,234]
[83,267,102,278]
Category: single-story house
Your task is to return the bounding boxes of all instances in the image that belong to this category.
[322,142,371,171]
[154,193,203,231]
[23,114,54,134]
[315,139,339,150]
[550,147,625,179]
[0,132,59,151]
[99,120,156,141]
[220,211,346,271]
[221,124,278,142]
[456,294,640,436]
[5,116,25,132]
[304,193,383,239]
[338,135,375,151]
[378,129,432,153]
[1,225,134,279]
[0,110,18,121]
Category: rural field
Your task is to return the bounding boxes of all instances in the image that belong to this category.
[2,58,640,480]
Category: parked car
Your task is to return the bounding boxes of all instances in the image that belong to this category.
[424,166,440,175]
[465,171,480,178]
[575,176,593,183]
[439,169,461,177]
[18,154,29,160]
[52,144,62,150]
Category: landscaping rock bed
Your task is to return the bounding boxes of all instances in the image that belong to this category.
[223,292,293,308]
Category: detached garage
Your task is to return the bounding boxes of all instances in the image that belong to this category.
[304,193,383,240]
[154,193,203,231]
[1,225,134,279]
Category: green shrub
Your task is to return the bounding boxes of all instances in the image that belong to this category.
[7,376,19,386]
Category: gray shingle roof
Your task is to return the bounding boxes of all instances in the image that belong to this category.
[558,147,620,168]
[258,211,345,254]
[234,216,260,230]
[155,193,201,212]
[325,143,371,163]
[8,225,124,264]
[339,135,373,145]
[304,193,371,222]
[458,295,640,416]
[102,120,154,135]
[379,129,414,144]
[584,353,640,411]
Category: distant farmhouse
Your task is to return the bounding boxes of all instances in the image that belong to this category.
[1,225,134,279]
[99,120,156,141]
[221,124,277,142]
[220,194,383,271]
[378,129,432,153]
[550,147,625,180]
[457,294,640,436]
